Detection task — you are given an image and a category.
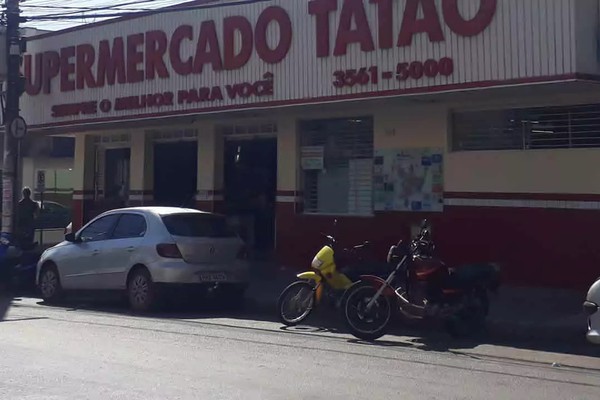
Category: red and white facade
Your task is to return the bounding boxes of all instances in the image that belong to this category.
[21,0,600,289]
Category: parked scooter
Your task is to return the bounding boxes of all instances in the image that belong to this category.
[11,242,42,293]
[0,235,42,290]
[277,222,382,326]
[0,236,31,320]
[343,220,501,341]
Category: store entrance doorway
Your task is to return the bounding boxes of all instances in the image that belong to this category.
[104,148,130,208]
[224,138,277,260]
[154,141,198,207]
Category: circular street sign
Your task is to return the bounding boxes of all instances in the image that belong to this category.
[9,116,27,140]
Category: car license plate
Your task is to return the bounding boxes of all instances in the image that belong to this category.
[198,272,227,282]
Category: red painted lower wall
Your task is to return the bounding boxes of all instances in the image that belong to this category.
[275,203,600,290]
[71,195,599,290]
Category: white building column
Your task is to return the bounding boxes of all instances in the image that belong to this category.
[195,121,223,212]
[128,131,154,206]
[72,134,96,230]
[275,116,301,258]
[276,116,301,210]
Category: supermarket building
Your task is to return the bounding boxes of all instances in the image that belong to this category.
[20,0,600,289]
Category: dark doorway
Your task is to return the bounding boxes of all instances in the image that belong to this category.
[154,141,198,207]
[104,148,130,207]
[224,138,277,260]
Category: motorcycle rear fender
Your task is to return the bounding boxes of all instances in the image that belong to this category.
[360,275,396,296]
[297,271,322,283]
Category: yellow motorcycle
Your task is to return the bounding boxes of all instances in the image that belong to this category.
[277,231,372,326]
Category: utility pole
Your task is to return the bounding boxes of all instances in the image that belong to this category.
[2,0,24,242]
[1,0,25,321]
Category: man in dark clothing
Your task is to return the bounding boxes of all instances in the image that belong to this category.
[16,187,39,249]
[1,188,39,321]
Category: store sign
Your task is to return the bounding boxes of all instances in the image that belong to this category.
[24,0,496,96]
[22,0,573,128]
[301,146,325,170]
[25,9,291,95]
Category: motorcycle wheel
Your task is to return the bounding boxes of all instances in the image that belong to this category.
[277,281,315,326]
[344,281,393,341]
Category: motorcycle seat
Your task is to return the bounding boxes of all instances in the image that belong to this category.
[447,263,501,289]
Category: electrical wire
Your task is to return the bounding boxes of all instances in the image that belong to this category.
[21,0,168,18]
[17,0,207,30]
[20,4,157,12]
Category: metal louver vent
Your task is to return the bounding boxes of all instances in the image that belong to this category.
[148,129,198,140]
[216,123,278,137]
[98,133,131,144]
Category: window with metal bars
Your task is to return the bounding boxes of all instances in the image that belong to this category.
[300,117,374,215]
[452,103,600,151]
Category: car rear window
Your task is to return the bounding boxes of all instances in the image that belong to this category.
[161,213,236,238]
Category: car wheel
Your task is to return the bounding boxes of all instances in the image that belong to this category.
[39,264,63,304]
[127,268,156,313]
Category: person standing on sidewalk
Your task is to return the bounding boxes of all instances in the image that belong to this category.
[16,187,39,249]
[1,187,40,320]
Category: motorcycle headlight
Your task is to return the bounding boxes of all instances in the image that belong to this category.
[311,256,324,269]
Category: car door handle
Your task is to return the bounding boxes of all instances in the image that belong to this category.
[91,250,100,256]
[126,247,135,252]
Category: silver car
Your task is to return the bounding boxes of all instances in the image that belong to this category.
[584,277,600,344]
[36,207,249,312]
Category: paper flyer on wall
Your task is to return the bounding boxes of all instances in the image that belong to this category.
[373,148,444,212]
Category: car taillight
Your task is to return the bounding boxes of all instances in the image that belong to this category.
[236,245,248,260]
[156,243,183,259]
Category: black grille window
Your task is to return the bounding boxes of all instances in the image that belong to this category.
[300,117,374,215]
[452,104,600,151]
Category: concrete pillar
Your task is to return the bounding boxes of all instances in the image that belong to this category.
[195,121,224,212]
[72,134,96,230]
[128,132,154,206]
[276,116,301,210]
[275,116,301,258]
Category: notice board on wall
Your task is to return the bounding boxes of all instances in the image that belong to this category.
[373,148,444,212]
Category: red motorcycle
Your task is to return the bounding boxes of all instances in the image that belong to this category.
[342,220,501,341]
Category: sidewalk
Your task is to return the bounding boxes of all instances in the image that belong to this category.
[246,262,589,344]
[245,262,298,312]
[486,286,588,342]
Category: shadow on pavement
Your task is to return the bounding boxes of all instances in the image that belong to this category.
[18,288,600,362]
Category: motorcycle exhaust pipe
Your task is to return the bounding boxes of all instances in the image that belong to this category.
[395,289,426,319]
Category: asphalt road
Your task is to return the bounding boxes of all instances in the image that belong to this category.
[1,297,599,400]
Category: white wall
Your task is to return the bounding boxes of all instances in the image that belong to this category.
[22,0,579,128]
[371,88,600,196]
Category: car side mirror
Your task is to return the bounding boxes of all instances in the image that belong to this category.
[65,233,79,243]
